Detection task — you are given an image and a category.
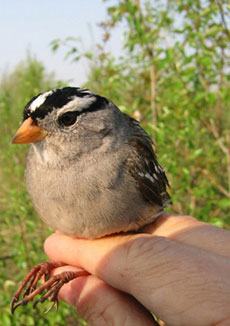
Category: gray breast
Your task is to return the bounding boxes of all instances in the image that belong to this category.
[25,144,161,238]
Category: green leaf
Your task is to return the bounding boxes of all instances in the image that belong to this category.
[84,52,93,60]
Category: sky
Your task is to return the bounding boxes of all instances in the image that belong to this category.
[0,0,123,85]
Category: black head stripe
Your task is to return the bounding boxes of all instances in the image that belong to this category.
[23,87,108,121]
[82,95,109,114]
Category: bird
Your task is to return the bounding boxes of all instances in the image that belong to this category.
[11,86,171,313]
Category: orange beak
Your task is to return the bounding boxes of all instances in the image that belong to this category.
[12,117,47,144]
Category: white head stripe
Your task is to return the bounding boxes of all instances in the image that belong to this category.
[58,95,96,114]
[30,90,55,112]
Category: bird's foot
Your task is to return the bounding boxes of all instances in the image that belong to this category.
[11,261,89,314]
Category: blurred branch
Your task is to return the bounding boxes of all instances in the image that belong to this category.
[209,119,229,157]
[209,119,230,195]
[135,0,157,132]
[216,0,230,42]
[0,254,15,261]
[217,47,224,134]
[202,118,230,197]
[198,168,230,198]
[18,215,32,270]
[149,65,157,130]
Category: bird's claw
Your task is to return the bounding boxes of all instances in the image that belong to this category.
[11,261,89,314]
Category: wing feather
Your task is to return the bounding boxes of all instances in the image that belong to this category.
[125,116,171,208]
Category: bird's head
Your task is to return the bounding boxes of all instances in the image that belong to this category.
[12,87,115,144]
[12,87,126,166]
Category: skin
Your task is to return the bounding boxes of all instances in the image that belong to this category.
[44,213,230,326]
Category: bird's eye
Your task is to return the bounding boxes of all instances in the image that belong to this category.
[59,112,78,127]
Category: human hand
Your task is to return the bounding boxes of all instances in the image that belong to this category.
[44,213,230,326]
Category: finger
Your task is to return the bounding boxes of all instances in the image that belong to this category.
[141,213,230,257]
[45,232,230,325]
[51,265,157,326]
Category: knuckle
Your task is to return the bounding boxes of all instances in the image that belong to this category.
[121,235,172,289]
[125,235,171,264]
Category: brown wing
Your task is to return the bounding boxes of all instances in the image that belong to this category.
[125,115,171,208]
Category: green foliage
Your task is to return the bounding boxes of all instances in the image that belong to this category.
[0,57,84,325]
[53,0,230,226]
[50,37,93,62]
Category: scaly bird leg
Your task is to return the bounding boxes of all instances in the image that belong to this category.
[11,261,89,314]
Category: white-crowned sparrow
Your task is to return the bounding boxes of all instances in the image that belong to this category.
[11,87,171,313]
